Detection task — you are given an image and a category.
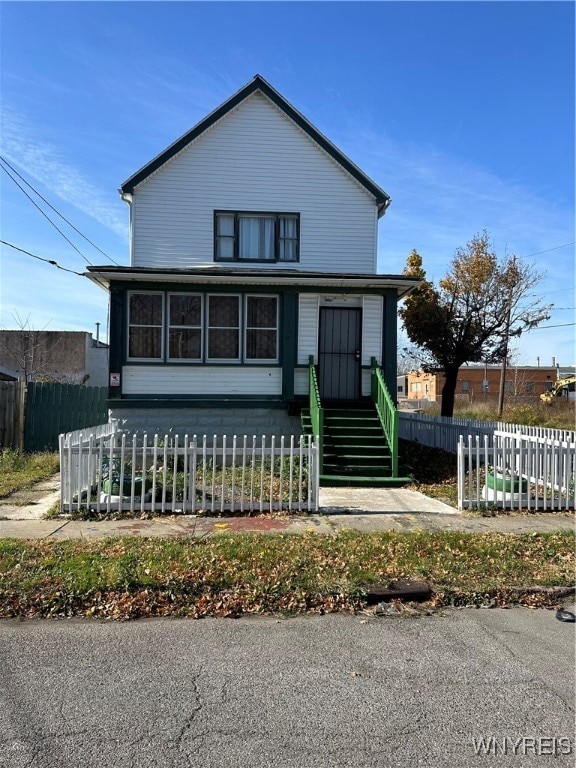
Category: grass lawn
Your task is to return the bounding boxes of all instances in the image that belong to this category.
[400,440,459,507]
[0,450,59,498]
[0,530,573,619]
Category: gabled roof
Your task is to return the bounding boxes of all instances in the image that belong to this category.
[120,75,391,215]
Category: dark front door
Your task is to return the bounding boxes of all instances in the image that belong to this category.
[318,307,361,400]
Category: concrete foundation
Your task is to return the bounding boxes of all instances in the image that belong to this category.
[109,407,302,441]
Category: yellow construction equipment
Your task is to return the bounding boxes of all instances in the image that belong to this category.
[540,376,576,403]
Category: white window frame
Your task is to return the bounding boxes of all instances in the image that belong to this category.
[127,291,164,362]
[244,294,279,363]
[206,294,241,362]
[167,293,203,362]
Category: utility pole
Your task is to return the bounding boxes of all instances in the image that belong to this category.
[497,257,515,419]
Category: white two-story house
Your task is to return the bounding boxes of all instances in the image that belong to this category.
[87,75,418,485]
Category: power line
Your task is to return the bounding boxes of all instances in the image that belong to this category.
[0,155,120,266]
[528,322,576,331]
[522,242,575,258]
[0,161,97,269]
[0,159,124,277]
[0,240,85,277]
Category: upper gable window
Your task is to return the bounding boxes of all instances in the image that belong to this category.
[215,212,299,263]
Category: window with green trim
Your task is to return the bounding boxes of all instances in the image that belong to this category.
[126,291,279,364]
[215,211,299,263]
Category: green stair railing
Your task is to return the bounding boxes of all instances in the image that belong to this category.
[370,357,398,477]
[308,355,324,473]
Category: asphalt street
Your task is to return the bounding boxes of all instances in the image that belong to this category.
[1,609,574,767]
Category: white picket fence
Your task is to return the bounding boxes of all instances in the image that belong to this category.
[400,411,575,454]
[60,425,319,515]
[458,431,576,511]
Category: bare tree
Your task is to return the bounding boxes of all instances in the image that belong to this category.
[0,313,59,382]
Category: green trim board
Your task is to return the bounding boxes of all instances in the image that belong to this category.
[108,287,125,399]
[120,75,391,213]
[281,292,298,401]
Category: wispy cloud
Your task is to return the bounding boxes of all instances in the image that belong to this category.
[340,127,575,364]
[0,247,109,335]
[351,130,574,282]
[0,105,128,240]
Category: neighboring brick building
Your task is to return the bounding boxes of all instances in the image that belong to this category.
[406,365,559,404]
[0,331,109,386]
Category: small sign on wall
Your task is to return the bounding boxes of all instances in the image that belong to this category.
[110,373,121,387]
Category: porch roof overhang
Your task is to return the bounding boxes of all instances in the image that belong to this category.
[86,266,420,299]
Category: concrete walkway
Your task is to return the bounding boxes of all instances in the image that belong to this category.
[0,474,61,521]
[0,477,573,539]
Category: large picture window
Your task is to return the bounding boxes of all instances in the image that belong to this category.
[127,291,278,364]
[128,292,163,359]
[215,211,299,263]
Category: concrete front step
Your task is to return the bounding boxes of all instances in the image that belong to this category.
[320,474,412,488]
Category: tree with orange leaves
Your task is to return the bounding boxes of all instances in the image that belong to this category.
[399,232,551,417]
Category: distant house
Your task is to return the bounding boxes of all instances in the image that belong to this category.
[406,365,559,404]
[397,374,408,399]
[0,331,108,386]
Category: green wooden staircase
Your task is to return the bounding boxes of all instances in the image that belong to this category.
[302,358,411,488]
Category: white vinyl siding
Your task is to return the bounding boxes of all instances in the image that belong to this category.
[361,296,383,366]
[130,92,378,273]
[122,366,281,396]
[297,294,319,365]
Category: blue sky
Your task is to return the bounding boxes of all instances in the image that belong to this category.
[1,1,574,366]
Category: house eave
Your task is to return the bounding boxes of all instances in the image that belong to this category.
[86,266,419,298]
